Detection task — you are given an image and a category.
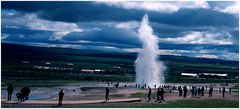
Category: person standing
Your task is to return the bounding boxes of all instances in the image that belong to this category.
[201,87,204,96]
[25,87,30,100]
[160,88,165,102]
[197,87,201,98]
[209,86,213,97]
[194,87,198,98]
[105,87,110,101]
[58,89,64,106]
[229,88,232,95]
[183,86,187,98]
[7,84,14,101]
[169,86,172,93]
[222,87,225,98]
[117,82,119,88]
[155,88,160,102]
[147,87,151,102]
[191,86,195,98]
[178,86,182,97]
[20,87,26,101]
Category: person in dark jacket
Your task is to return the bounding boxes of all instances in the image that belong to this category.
[25,87,30,100]
[178,86,182,97]
[209,86,213,97]
[197,87,201,98]
[58,89,64,106]
[16,92,24,102]
[183,86,187,98]
[191,86,195,98]
[16,92,21,101]
[147,87,151,102]
[194,87,198,98]
[105,87,110,101]
[20,86,31,101]
[7,84,14,101]
[201,87,204,96]
[160,88,165,102]
[222,87,225,98]
[20,87,26,102]
[229,88,232,95]
[155,88,160,102]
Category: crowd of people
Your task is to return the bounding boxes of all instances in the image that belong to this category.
[176,85,228,98]
[7,84,30,102]
[6,84,64,106]
[6,83,233,106]
[136,83,231,103]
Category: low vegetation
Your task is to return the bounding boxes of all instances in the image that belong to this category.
[2,43,239,83]
[63,99,239,108]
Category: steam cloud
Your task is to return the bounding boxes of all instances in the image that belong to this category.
[135,14,166,88]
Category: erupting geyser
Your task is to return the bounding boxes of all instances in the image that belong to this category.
[135,14,166,88]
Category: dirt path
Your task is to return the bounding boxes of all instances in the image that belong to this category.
[2,98,141,105]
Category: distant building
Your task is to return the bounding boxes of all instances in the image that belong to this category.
[81,69,94,73]
[199,73,228,78]
[181,73,198,77]
[33,65,73,71]
[94,69,101,72]
[80,69,103,73]
[181,72,228,78]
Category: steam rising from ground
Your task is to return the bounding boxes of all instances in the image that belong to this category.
[135,14,166,88]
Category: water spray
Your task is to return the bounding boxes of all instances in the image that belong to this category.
[135,14,166,88]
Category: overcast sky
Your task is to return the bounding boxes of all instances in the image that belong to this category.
[1,1,239,61]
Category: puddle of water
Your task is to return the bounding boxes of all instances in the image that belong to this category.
[1,86,81,100]
[1,82,135,100]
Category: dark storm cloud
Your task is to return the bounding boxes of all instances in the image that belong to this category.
[62,26,140,46]
[2,25,141,49]
[1,1,239,60]
[159,43,238,53]
[149,8,237,27]
[1,1,67,12]
[229,30,239,42]
[151,22,217,38]
[2,27,47,35]
[2,1,238,28]
[2,28,52,43]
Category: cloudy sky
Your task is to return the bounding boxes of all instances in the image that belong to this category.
[1,1,239,61]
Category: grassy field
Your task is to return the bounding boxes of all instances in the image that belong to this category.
[2,43,239,83]
[62,99,239,108]
[129,92,149,98]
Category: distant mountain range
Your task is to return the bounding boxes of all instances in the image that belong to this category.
[2,43,238,65]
